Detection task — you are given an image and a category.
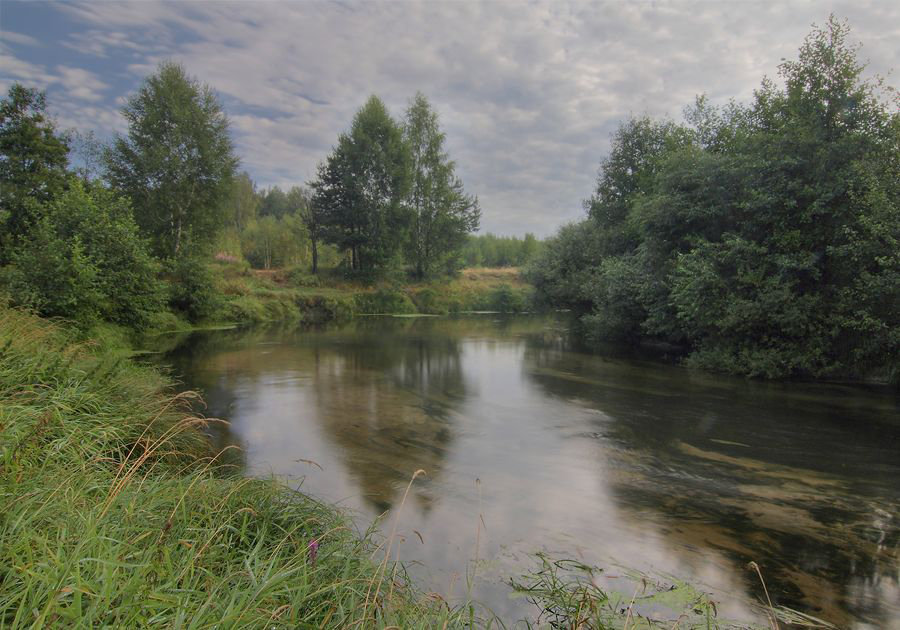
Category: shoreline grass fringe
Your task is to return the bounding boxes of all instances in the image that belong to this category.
[0,306,472,628]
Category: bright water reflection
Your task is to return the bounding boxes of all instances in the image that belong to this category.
[152,315,900,627]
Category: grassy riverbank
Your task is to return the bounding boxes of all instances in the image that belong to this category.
[0,306,473,627]
[202,263,534,328]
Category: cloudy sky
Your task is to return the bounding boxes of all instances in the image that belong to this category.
[1,1,897,236]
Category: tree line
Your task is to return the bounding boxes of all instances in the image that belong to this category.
[527,17,899,380]
[461,233,543,268]
[309,93,479,278]
[0,63,482,327]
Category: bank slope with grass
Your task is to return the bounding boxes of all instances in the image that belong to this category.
[207,263,535,327]
[0,306,469,628]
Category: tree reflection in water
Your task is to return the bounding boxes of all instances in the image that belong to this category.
[153,315,900,628]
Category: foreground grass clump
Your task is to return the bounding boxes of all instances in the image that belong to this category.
[0,307,467,628]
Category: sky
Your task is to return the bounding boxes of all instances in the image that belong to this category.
[1,1,897,237]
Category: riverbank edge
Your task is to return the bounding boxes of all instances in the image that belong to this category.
[0,305,480,627]
[2,305,838,628]
[125,264,536,342]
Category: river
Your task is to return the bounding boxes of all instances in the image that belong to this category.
[148,314,899,628]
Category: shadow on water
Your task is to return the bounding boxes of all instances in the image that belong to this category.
[147,314,900,628]
[522,329,900,627]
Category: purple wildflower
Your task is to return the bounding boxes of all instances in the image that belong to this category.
[307,539,319,566]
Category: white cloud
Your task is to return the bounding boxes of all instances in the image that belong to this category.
[0,53,55,88]
[55,65,110,102]
[9,1,900,235]
[63,30,162,58]
[1,30,40,47]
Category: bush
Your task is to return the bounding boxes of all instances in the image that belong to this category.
[263,296,300,321]
[285,265,322,288]
[144,310,186,333]
[223,295,267,323]
[410,287,449,315]
[219,276,251,296]
[353,288,417,314]
[296,295,355,322]
[5,181,164,327]
[487,284,529,313]
[165,256,222,322]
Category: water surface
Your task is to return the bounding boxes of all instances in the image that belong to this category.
[150,315,899,627]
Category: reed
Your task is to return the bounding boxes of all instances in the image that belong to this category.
[0,306,471,628]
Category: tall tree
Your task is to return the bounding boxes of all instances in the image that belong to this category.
[291,185,323,273]
[311,96,410,274]
[0,83,70,259]
[284,185,317,270]
[259,186,290,218]
[105,62,237,258]
[403,92,479,278]
[224,171,260,232]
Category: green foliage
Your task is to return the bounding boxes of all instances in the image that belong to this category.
[105,62,237,258]
[164,256,222,322]
[258,185,291,218]
[285,265,322,287]
[487,283,528,313]
[312,96,411,275]
[354,288,417,314]
[404,92,480,278]
[6,181,164,327]
[525,222,601,310]
[410,287,448,315]
[224,171,260,232]
[242,213,309,269]
[295,294,355,322]
[224,294,269,322]
[0,83,70,258]
[463,232,544,268]
[533,17,899,380]
[9,224,101,324]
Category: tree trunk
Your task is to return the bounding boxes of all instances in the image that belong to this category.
[174,214,183,257]
[311,238,318,274]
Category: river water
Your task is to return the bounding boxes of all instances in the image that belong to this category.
[149,314,899,628]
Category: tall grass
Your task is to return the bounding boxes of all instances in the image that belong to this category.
[0,307,470,628]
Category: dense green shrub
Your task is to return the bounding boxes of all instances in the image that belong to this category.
[263,296,301,321]
[223,295,267,323]
[296,294,354,322]
[5,181,164,327]
[353,288,417,314]
[410,287,449,315]
[285,265,322,287]
[165,256,222,322]
[487,284,529,313]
